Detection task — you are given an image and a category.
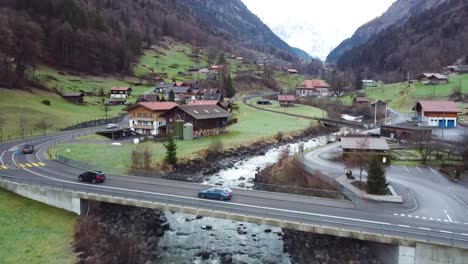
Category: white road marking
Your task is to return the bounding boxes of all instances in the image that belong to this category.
[418,227,431,231]
[398,225,411,228]
[462,234,468,236]
[403,165,409,172]
[400,214,406,217]
[444,220,449,223]
[429,167,438,174]
[416,166,423,173]
[17,166,396,227]
[437,219,442,221]
[408,215,413,218]
[429,218,434,221]
[415,216,420,219]
[422,217,426,220]
[394,213,399,216]
[440,230,453,234]
[444,210,453,223]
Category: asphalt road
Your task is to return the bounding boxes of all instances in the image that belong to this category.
[1,127,468,248]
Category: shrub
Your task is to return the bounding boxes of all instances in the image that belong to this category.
[41,99,51,106]
[275,131,284,142]
[227,117,238,126]
[204,138,223,160]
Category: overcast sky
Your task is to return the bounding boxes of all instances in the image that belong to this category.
[241,0,397,59]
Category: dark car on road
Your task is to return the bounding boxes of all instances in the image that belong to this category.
[198,187,232,200]
[22,145,34,154]
[78,170,106,183]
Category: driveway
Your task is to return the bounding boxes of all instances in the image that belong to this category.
[304,143,468,223]
[432,125,468,141]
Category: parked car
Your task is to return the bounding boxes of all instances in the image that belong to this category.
[22,145,34,154]
[198,187,232,200]
[78,170,106,183]
[106,123,119,129]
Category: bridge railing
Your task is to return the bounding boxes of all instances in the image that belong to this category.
[1,174,468,249]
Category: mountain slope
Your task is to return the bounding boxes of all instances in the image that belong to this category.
[335,0,468,79]
[327,0,448,63]
[180,0,311,60]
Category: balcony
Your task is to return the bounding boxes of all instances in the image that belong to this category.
[133,125,154,130]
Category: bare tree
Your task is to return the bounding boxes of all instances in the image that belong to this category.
[0,116,5,143]
[344,138,370,182]
[414,136,434,164]
[34,117,53,135]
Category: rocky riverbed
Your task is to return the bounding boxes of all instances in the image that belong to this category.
[283,230,382,264]
[74,202,169,264]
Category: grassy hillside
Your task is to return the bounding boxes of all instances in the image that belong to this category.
[344,74,468,112]
[0,189,76,264]
[248,97,326,118]
[51,102,316,173]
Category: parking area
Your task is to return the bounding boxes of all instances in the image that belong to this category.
[432,125,468,141]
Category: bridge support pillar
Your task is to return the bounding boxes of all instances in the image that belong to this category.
[373,243,415,264]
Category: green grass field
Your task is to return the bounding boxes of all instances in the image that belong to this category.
[0,189,76,264]
[354,74,468,112]
[274,72,305,91]
[52,102,315,173]
[0,88,127,140]
[249,97,326,118]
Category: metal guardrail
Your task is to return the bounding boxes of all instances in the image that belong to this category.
[1,174,468,249]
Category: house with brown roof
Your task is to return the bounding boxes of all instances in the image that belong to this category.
[163,105,231,137]
[278,95,296,107]
[110,87,132,99]
[413,101,460,128]
[63,92,85,104]
[137,94,160,103]
[416,73,448,85]
[126,102,178,137]
[341,137,390,153]
[296,79,330,97]
[353,96,369,105]
[187,100,227,110]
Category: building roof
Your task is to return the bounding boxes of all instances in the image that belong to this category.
[202,93,223,101]
[127,102,178,112]
[176,105,231,120]
[287,69,298,73]
[354,97,369,102]
[187,100,220,106]
[164,87,193,94]
[63,93,85,97]
[299,79,330,89]
[111,87,131,91]
[415,101,459,113]
[362,80,375,83]
[419,73,448,80]
[381,124,433,131]
[137,94,160,102]
[278,95,296,101]
[341,137,390,151]
[371,100,387,106]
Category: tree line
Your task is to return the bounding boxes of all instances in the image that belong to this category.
[336,0,468,82]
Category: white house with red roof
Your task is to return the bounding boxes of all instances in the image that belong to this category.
[110,87,132,99]
[413,101,460,128]
[126,102,178,136]
[296,79,330,97]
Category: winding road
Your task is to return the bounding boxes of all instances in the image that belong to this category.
[1,126,468,249]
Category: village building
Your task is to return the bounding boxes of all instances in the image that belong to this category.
[110,87,132,99]
[341,137,390,154]
[296,79,330,97]
[362,80,378,87]
[126,102,178,137]
[416,73,448,85]
[187,100,228,110]
[380,125,432,141]
[278,95,296,107]
[107,98,126,105]
[413,101,459,128]
[286,69,298,74]
[371,100,388,115]
[163,105,231,137]
[202,92,224,102]
[198,68,210,74]
[353,96,369,105]
[137,94,160,103]
[444,65,468,74]
[62,92,85,104]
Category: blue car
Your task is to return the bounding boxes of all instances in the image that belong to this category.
[198,187,232,200]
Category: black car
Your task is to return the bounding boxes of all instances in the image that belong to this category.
[22,145,34,154]
[78,170,106,183]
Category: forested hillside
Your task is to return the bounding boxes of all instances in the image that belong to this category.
[336,0,468,81]
[0,0,309,88]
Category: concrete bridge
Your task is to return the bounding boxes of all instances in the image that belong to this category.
[1,175,468,264]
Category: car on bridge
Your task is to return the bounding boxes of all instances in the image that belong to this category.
[22,145,34,154]
[106,123,119,129]
[78,170,106,184]
[198,187,232,200]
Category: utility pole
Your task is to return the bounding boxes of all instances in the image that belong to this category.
[442,106,445,139]
[374,102,377,126]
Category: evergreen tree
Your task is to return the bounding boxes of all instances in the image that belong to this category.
[224,74,235,98]
[366,156,388,195]
[168,90,175,102]
[164,136,177,165]
[217,52,226,65]
[354,71,363,90]
[97,88,105,97]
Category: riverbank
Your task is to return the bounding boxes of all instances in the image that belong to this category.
[74,201,168,264]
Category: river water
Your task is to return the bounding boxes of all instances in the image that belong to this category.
[156,130,352,263]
